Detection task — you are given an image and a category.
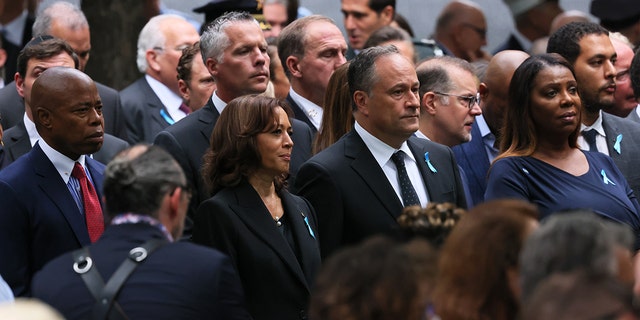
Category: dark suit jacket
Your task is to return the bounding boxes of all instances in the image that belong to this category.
[286,93,318,136]
[2,15,34,84]
[154,99,314,226]
[0,81,127,141]
[32,224,251,320]
[193,179,320,320]
[0,143,105,296]
[0,121,129,169]
[452,121,491,206]
[120,77,172,144]
[293,130,467,258]
[602,113,640,199]
[493,34,525,54]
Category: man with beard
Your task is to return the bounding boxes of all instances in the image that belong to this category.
[548,21,640,199]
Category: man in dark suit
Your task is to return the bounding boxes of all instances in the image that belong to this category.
[277,15,347,135]
[0,67,107,297]
[154,11,314,229]
[0,37,128,170]
[293,46,467,258]
[0,1,34,84]
[120,14,200,144]
[0,2,127,141]
[32,145,251,319]
[452,50,529,205]
[494,0,562,54]
[549,21,640,199]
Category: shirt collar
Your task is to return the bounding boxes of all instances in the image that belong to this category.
[354,121,415,168]
[23,112,40,147]
[414,129,430,140]
[145,74,183,114]
[289,88,323,130]
[38,139,86,184]
[211,91,227,115]
[475,114,492,138]
[1,10,27,46]
[580,110,606,137]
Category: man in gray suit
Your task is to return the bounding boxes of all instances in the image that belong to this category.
[293,46,467,258]
[548,21,640,199]
[0,37,127,170]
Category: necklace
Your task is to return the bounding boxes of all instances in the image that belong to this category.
[274,215,282,227]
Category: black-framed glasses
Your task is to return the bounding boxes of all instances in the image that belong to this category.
[462,23,487,39]
[434,92,481,109]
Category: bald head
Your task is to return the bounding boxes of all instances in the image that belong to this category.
[434,0,487,62]
[481,50,530,134]
[32,67,103,160]
[550,10,591,34]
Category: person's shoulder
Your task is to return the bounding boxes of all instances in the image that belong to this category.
[94,81,119,97]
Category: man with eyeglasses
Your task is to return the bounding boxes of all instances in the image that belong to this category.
[606,34,638,119]
[415,56,480,207]
[119,14,200,143]
[432,0,491,62]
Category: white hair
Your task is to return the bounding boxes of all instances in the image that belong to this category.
[136,14,187,73]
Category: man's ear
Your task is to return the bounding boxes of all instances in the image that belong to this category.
[353,90,369,115]
[178,79,190,101]
[146,49,162,72]
[206,58,218,79]
[422,92,438,115]
[380,5,394,25]
[285,55,302,79]
[15,73,25,98]
[36,107,52,129]
[479,82,489,100]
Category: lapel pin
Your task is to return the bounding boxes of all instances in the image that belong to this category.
[614,134,622,154]
[601,169,616,185]
[424,152,437,173]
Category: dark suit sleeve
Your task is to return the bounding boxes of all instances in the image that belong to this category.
[119,96,145,144]
[193,199,239,270]
[448,148,468,209]
[214,255,252,320]
[293,161,343,258]
[110,92,128,142]
[0,180,30,296]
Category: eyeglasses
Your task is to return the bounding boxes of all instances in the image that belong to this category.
[434,92,481,109]
[462,23,487,39]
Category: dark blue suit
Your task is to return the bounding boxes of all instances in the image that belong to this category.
[0,143,105,296]
[32,223,251,320]
[452,121,491,206]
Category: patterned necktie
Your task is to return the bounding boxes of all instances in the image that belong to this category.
[71,162,104,242]
[178,103,191,116]
[390,151,421,207]
[582,129,598,152]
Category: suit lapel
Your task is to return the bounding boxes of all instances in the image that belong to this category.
[465,123,490,188]
[86,158,105,212]
[4,122,31,163]
[32,145,90,245]
[198,99,220,143]
[229,181,311,291]
[280,191,321,288]
[141,78,172,128]
[286,94,317,135]
[346,131,403,219]
[602,113,621,159]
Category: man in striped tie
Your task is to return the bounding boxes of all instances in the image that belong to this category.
[0,66,105,297]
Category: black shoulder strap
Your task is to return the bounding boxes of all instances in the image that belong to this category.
[72,238,167,320]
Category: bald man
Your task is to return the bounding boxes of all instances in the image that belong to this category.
[433,0,490,62]
[452,50,529,205]
[0,67,106,296]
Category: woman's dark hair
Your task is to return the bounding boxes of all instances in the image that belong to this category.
[496,53,581,161]
[201,94,293,195]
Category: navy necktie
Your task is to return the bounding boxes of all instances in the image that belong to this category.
[391,151,421,207]
[582,129,598,152]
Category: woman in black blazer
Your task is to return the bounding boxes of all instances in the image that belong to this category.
[193,95,321,320]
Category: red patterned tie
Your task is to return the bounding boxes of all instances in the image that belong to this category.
[72,162,104,242]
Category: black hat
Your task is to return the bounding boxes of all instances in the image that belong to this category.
[193,0,263,24]
[590,0,640,30]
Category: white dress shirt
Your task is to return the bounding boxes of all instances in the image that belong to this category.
[579,110,609,156]
[145,75,187,122]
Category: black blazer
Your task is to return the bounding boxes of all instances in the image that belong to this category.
[32,224,251,320]
[602,113,640,199]
[154,98,314,223]
[119,77,172,144]
[193,179,321,320]
[0,121,129,169]
[293,130,467,258]
[0,81,127,141]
